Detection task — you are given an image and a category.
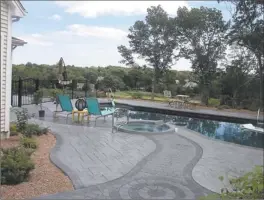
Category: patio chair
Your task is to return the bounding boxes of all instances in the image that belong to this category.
[86,97,115,127]
[56,94,75,121]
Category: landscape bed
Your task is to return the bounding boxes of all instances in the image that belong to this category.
[0,133,73,199]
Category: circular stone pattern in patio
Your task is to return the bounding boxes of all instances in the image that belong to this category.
[118,177,195,199]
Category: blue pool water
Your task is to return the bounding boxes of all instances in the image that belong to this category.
[127,111,264,149]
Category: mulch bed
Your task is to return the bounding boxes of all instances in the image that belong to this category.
[0,133,74,199]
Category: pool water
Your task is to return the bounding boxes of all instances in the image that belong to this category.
[121,123,170,132]
[127,111,264,148]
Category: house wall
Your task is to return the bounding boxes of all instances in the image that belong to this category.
[1,0,12,137]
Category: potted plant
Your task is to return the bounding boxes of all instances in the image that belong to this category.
[33,89,45,117]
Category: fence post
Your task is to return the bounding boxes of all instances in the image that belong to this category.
[85,80,88,98]
[11,81,13,106]
[71,80,76,99]
[35,79,39,92]
[18,77,22,107]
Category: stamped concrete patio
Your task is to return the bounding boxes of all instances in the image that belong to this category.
[10,101,263,199]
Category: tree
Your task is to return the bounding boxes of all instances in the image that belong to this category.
[218,0,264,111]
[175,6,229,105]
[125,67,143,89]
[98,75,125,92]
[117,5,179,99]
[221,47,256,107]
[85,70,98,84]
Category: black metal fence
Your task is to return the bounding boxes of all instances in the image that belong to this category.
[11,78,95,107]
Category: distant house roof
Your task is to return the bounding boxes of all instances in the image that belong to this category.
[12,37,27,50]
[183,82,198,88]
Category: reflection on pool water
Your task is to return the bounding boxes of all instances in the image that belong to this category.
[127,111,264,149]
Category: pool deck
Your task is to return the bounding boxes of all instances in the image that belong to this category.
[10,102,263,199]
[108,99,263,124]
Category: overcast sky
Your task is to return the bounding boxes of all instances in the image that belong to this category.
[13,1,233,71]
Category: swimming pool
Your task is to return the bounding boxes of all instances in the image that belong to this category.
[127,111,264,149]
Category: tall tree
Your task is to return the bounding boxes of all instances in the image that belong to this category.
[221,47,256,107]
[175,6,229,105]
[219,0,264,112]
[117,5,178,99]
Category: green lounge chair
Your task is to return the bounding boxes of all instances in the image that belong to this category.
[86,98,115,127]
[56,94,75,121]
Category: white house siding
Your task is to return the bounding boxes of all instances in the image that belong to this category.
[0,0,11,135]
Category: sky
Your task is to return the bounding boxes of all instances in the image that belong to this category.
[13,1,234,71]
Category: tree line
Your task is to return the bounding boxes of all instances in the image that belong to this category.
[13,0,263,111]
[117,0,263,109]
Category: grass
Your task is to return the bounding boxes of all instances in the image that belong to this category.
[114,91,201,104]
[114,91,170,102]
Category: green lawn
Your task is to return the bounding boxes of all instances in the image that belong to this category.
[114,91,170,102]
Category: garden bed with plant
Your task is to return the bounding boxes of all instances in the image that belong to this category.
[0,109,73,199]
[200,166,264,200]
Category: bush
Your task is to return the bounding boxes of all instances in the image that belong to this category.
[217,105,231,110]
[249,101,259,111]
[220,95,231,105]
[15,108,30,132]
[96,91,107,98]
[200,166,264,200]
[21,124,49,138]
[33,89,44,106]
[208,98,220,107]
[130,92,143,99]
[10,123,18,136]
[48,88,64,99]
[20,137,37,149]
[240,99,259,111]
[1,147,35,184]
[23,148,35,156]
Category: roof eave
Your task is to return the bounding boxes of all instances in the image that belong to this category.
[12,37,27,49]
[8,1,27,18]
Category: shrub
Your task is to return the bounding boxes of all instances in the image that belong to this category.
[23,148,35,156]
[130,92,143,99]
[15,108,30,132]
[1,147,35,184]
[33,89,44,110]
[21,124,49,138]
[217,105,231,110]
[249,101,259,111]
[208,98,220,107]
[199,166,264,200]
[220,95,231,105]
[20,137,37,149]
[88,92,96,97]
[10,123,18,136]
[48,88,63,100]
[96,91,107,98]
[240,99,252,109]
